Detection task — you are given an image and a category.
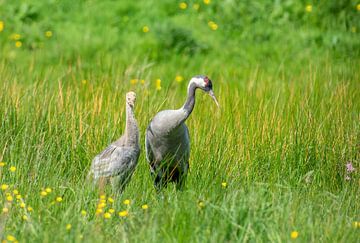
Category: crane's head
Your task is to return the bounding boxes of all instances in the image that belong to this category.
[126,91,136,108]
[190,75,219,107]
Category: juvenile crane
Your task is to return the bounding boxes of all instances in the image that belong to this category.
[89,91,140,193]
[145,75,219,191]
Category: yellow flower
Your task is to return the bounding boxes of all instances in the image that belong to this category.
[118,210,128,217]
[203,0,210,4]
[40,191,47,197]
[2,207,9,213]
[6,235,16,242]
[142,25,149,33]
[99,199,106,204]
[45,31,52,38]
[13,190,19,195]
[1,184,9,190]
[357,4,360,11]
[0,162,6,166]
[11,33,21,40]
[140,79,145,85]
[351,27,356,33]
[98,202,106,208]
[179,2,187,9]
[9,166,16,172]
[0,21,4,32]
[16,195,21,200]
[290,231,299,239]
[104,212,111,219]
[353,221,358,228]
[56,196,62,202]
[99,194,106,200]
[15,41,22,48]
[95,208,103,215]
[66,224,72,230]
[45,187,52,193]
[27,206,33,212]
[20,202,25,208]
[156,79,162,91]
[208,21,218,31]
[82,79,87,85]
[198,201,205,208]
[22,215,28,221]
[221,182,227,188]
[81,210,87,216]
[175,75,184,83]
[109,208,115,214]
[6,195,13,202]
[305,4,312,12]
[130,79,138,85]
[193,3,200,10]
[123,199,130,205]
[107,197,114,203]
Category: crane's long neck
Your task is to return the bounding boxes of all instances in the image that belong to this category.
[172,82,197,128]
[182,82,197,117]
[125,103,139,147]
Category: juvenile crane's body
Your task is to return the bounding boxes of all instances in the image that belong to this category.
[145,75,219,190]
[89,92,140,193]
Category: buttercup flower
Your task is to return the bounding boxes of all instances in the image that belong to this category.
[305,4,312,12]
[9,166,16,172]
[156,79,162,91]
[142,204,148,210]
[142,26,149,33]
[1,184,9,190]
[291,231,299,239]
[123,199,130,205]
[15,41,22,48]
[118,210,128,217]
[45,31,52,38]
[179,2,187,9]
[6,235,16,242]
[175,75,184,83]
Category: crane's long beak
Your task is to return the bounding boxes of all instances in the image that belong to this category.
[209,90,220,108]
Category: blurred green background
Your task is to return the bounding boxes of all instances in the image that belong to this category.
[1,0,359,74]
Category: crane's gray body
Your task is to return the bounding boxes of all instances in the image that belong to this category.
[145,109,190,188]
[89,93,140,193]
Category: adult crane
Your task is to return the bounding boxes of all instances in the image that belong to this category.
[145,75,219,191]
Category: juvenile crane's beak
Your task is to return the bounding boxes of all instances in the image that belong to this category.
[209,90,220,108]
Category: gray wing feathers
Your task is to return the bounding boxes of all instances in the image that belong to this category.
[91,145,137,179]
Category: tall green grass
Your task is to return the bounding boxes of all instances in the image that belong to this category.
[0,57,359,242]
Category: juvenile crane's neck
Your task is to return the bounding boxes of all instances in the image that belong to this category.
[125,103,139,147]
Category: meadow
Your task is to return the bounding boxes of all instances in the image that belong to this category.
[0,0,359,242]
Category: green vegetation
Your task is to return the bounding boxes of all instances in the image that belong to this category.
[0,0,359,242]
